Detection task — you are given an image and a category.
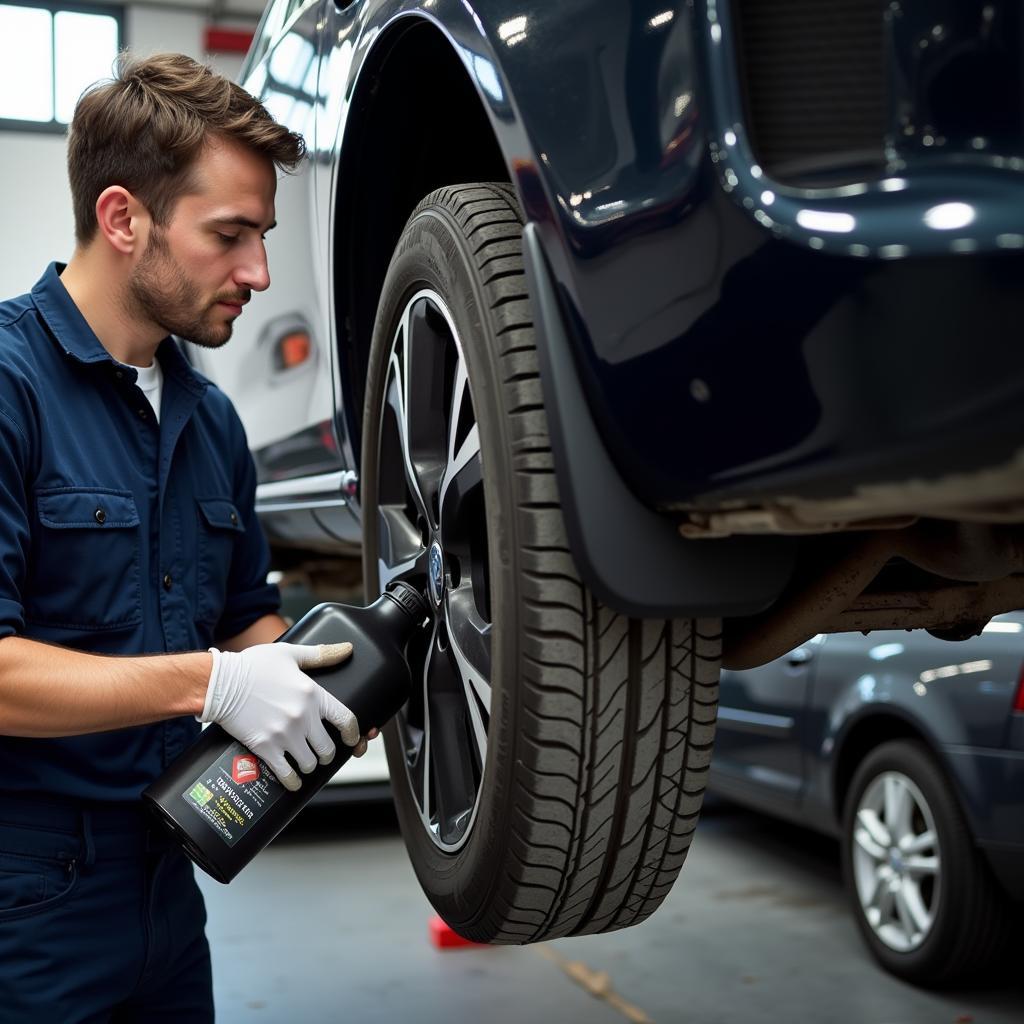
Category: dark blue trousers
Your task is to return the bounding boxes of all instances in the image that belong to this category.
[0,796,213,1023]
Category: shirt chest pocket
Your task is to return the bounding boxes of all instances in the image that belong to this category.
[28,489,142,630]
[195,497,244,627]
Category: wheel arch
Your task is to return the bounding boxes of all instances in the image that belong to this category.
[329,5,796,621]
[331,17,511,472]
[831,711,941,827]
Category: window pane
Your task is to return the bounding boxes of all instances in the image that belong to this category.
[55,12,118,124]
[0,5,53,122]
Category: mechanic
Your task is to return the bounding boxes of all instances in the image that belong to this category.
[0,52,372,1022]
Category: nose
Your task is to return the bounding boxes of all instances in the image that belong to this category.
[236,242,271,293]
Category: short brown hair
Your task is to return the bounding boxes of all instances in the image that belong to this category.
[67,51,305,244]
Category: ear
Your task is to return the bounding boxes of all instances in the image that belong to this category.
[94,186,150,255]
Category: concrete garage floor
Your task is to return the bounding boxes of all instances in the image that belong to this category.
[198,795,1024,1024]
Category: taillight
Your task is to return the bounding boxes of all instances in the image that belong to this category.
[1014,663,1024,712]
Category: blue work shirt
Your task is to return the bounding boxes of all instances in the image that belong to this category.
[0,263,280,802]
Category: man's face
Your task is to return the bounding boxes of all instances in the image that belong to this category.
[126,137,277,348]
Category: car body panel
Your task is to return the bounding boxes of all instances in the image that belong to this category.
[353,1,1024,511]
[228,0,1024,509]
[203,0,1024,620]
[712,612,1024,894]
[713,640,816,807]
[942,745,1024,847]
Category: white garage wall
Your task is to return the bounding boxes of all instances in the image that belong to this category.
[0,4,251,300]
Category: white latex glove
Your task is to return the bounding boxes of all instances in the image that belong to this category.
[200,642,364,792]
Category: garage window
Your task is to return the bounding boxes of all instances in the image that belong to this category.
[0,1,122,133]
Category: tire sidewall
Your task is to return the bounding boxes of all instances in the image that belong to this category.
[361,196,527,930]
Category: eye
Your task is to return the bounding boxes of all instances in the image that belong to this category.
[216,233,239,244]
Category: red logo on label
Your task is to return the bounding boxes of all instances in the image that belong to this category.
[232,754,260,785]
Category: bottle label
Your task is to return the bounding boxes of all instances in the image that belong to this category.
[182,741,285,847]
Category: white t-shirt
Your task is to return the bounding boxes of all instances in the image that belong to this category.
[128,359,163,424]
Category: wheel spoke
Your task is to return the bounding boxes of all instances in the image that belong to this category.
[416,730,431,823]
[446,583,492,699]
[903,854,939,878]
[412,634,433,822]
[457,669,488,775]
[875,878,896,923]
[866,871,889,921]
[397,619,435,824]
[384,346,430,525]
[857,808,892,850]
[853,824,887,863]
[439,422,482,539]
[899,878,932,935]
[404,298,450,526]
[448,346,470,461]
[438,348,482,529]
[900,830,936,856]
[376,506,426,588]
[426,633,481,846]
[893,885,917,943]
[883,775,912,841]
[408,718,430,823]
[379,555,416,592]
[446,582,491,772]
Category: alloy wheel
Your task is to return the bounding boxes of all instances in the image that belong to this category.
[851,770,941,953]
[374,288,492,853]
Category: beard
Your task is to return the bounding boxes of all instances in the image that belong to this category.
[126,228,246,349]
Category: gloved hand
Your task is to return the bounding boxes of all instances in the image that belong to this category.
[200,641,364,792]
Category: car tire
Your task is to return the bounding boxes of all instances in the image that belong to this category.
[360,183,721,943]
[841,739,1009,985]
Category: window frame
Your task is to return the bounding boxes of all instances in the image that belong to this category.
[0,0,124,135]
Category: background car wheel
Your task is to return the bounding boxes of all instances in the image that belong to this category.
[361,183,721,943]
[841,740,1009,985]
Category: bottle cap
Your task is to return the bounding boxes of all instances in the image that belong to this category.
[385,580,429,621]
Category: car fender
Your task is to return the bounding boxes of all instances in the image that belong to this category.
[324,0,795,617]
[822,668,974,822]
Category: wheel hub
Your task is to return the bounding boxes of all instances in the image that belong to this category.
[428,541,445,606]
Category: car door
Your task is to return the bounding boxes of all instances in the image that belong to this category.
[712,635,822,813]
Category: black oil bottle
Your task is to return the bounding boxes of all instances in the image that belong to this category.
[143,581,427,883]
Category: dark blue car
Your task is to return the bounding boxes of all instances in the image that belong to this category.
[189,0,1024,944]
[713,612,1024,984]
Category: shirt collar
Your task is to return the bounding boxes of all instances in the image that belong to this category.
[32,262,207,395]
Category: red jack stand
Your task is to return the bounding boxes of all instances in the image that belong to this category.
[428,915,487,950]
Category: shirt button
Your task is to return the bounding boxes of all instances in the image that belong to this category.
[230,512,239,525]
[94,508,106,525]
[138,408,148,419]
[163,573,173,591]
